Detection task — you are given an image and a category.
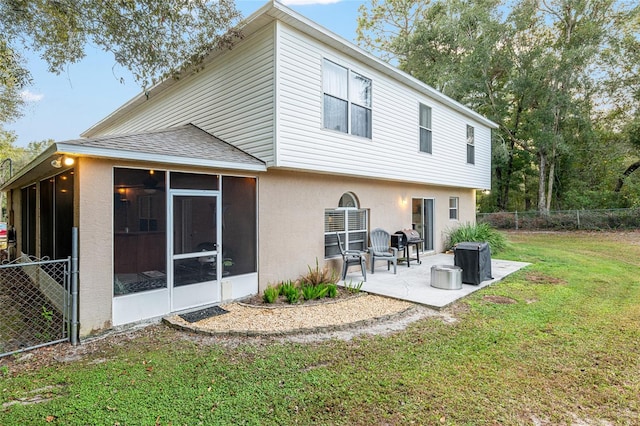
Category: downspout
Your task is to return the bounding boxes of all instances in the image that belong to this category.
[70,227,79,345]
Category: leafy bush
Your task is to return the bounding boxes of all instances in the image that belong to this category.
[282,285,300,304]
[278,280,297,296]
[445,222,507,254]
[301,283,329,301]
[262,285,280,304]
[326,283,338,298]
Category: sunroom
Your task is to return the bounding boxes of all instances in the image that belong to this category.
[1,124,265,336]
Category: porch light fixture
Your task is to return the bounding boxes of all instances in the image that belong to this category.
[51,156,75,168]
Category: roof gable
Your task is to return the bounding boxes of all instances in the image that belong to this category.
[82,1,496,137]
[60,124,265,170]
[1,124,265,191]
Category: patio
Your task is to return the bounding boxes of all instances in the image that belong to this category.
[341,253,530,309]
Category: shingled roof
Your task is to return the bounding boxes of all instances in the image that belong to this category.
[57,124,265,171]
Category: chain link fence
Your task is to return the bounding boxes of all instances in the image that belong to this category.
[477,208,640,230]
[0,256,71,357]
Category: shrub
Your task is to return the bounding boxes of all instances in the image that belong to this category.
[263,285,280,304]
[301,258,338,285]
[301,283,329,300]
[283,285,301,304]
[445,222,507,254]
[278,280,297,296]
[326,283,338,298]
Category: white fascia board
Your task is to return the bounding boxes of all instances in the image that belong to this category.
[0,144,59,190]
[55,144,267,172]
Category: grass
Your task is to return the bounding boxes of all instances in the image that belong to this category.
[1,231,639,424]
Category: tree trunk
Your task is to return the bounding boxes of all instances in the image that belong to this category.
[546,109,560,212]
[538,152,548,215]
[546,158,555,212]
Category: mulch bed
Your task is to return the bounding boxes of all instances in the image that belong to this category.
[240,288,361,308]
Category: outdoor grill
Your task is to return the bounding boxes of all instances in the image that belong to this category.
[391,229,424,266]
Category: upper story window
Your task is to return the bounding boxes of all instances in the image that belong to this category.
[323,59,372,139]
[419,103,432,154]
[449,197,459,220]
[466,125,475,164]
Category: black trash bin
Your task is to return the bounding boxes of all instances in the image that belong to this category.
[453,242,493,285]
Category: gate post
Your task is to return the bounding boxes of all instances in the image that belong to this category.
[71,227,79,345]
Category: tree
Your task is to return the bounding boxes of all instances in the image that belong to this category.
[0,0,242,127]
[357,0,640,212]
[356,0,431,63]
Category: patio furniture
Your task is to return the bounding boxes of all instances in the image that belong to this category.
[368,228,398,274]
[335,232,366,282]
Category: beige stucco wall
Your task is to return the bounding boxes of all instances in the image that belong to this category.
[6,159,475,336]
[77,158,114,336]
[257,169,476,291]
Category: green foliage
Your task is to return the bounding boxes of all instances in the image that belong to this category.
[326,283,338,298]
[0,0,242,128]
[445,222,507,254]
[344,280,363,294]
[262,285,280,304]
[357,0,640,212]
[282,285,300,304]
[301,283,329,301]
[278,280,296,297]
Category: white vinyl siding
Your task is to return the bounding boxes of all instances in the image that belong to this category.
[275,23,491,189]
[85,25,277,165]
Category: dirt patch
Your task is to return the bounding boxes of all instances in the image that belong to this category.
[525,272,567,285]
[483,295,518,304]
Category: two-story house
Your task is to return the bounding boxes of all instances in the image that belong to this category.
[1,0,496,337]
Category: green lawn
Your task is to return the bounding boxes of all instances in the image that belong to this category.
[1,231,639,425]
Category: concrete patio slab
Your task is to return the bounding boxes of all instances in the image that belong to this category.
[340,254,530,309]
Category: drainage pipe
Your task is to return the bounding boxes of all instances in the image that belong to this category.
[70,227,79,345]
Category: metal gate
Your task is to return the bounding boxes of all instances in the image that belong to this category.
[0,255,73,358]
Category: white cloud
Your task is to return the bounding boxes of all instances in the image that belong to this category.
[20,90,45,103]
[279,0,341,5]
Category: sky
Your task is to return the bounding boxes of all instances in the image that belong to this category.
[6,0,368,147]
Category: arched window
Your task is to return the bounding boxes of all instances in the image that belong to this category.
[338,192,358,208]
[324,192,368,258]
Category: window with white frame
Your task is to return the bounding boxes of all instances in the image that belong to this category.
[466,125,475,164]
[419,103,432,154]
[449,197,459,220]
[324,192,369,258]
[323,59,372,139]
